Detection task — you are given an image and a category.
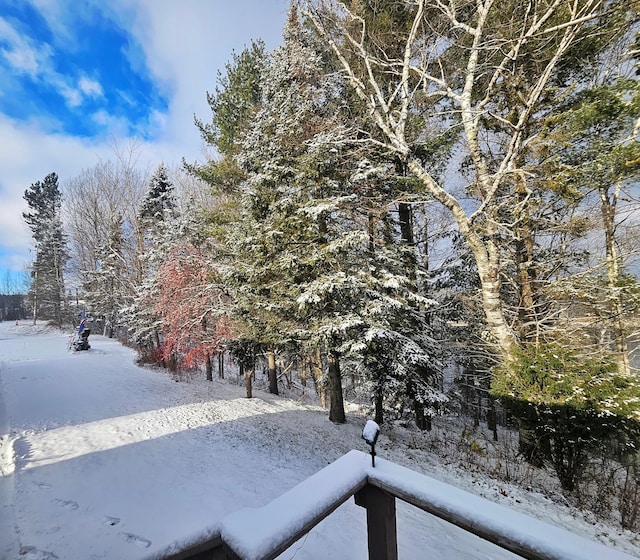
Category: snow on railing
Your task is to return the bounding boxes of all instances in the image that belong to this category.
[152,450,636,560]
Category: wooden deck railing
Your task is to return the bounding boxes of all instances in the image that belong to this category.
[153,450,635,560]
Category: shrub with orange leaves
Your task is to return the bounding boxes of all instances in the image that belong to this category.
[155,243,235,373]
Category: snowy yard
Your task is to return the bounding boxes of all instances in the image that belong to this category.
[1,321,638,559]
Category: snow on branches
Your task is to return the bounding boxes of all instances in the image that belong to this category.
[155,243,234,372]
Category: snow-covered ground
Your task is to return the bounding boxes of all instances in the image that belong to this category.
[0,321,638,560]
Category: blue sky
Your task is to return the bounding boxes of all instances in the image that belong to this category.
[0,2,165,139]
[0,0,288,292]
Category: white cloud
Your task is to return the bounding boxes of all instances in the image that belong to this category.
[108,0,288,160]
[0,114,110,269]
[1,44,39,75]
[0,14,100,110]
[78,76,103,98]
[27,0,89,48]
[90,109,130,136]
[0,0,289,274]
[56,76,104,108]
[0,16,45,76]
[57,81,83,107]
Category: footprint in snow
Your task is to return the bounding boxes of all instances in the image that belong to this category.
[120,532,152,548]
[18,545,60,559]
[13,437,33,468]
[53,498,79,510]
[34,481,53,489]
[103,516,120,526]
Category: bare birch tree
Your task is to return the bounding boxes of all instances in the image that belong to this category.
[63,143,148,333]
[301,0,635,366]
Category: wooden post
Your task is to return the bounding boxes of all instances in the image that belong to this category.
[354,484,398,560]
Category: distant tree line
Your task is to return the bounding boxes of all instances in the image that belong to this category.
[22,0,640,526]
[0,294,27,321]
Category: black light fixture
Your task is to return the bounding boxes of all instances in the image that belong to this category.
[362,420,380,467]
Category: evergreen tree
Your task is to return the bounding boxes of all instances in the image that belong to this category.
[139,163,177,225]
[539,77,640,376]
[230,8,334,398]
[23,172,68,326]
[91,214,128,337]
[125,164,179,355]
[232,6,447,423]
[191,40,267,167]
[185,41,268,391]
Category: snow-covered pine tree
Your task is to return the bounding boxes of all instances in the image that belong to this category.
[90,214,129,338]
[230,5,352,410]
[124,163,179,358]
[233,6,448,424]
[139,163,177,227]
[186,40,268,392]
[23,172,68,327]
[296,157,447,427]
[292,2,454,427]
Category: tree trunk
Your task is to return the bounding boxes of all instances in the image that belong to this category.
[301,354,307,388]
[600,183,631,377]
[205,353,213,381]
[267,349,279,395]
[398,201,417,281]
[407,158,518,365]
[218,352,225,379]
[53,243,65,329]
[310,348,326,408]
[405,378,430,431]
[32,267,38,325]
[398,200,433,430]
[414,399,430,431]
[328,349,346,423]
[241,363,253,399]
[153,330,166,368]
[514,172,539,343]
[487,397,498,441]
[374,387,384,425]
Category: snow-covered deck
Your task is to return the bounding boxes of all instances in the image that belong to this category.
[152,450,635,560]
